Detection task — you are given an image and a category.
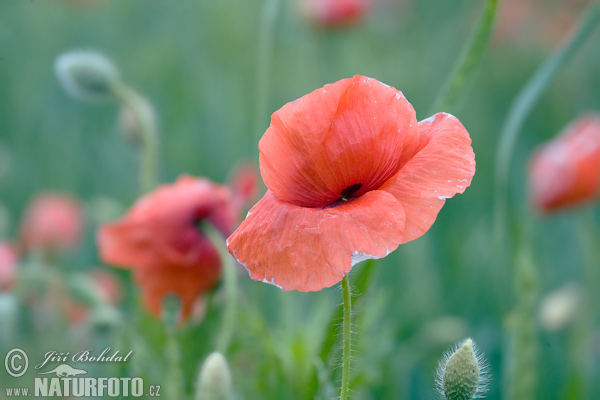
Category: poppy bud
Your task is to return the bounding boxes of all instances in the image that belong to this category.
[436,338,490,400]
[195,352,233,400]
[55,50,120,101]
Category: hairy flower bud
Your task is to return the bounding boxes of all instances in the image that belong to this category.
[436,338,490,400]
[55,50,120,101]
[196,352,233,400]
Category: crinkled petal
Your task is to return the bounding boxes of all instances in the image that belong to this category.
[226,190,406,291]
[379,112,475,243]
[259,75,419,207]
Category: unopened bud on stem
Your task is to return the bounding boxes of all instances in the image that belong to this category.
[436,338,490,400]
[196,352,233,400]
[55,50,120,101]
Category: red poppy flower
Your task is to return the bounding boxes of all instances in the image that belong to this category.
[528,114,600,213]
[0,241,18,291]
[20,193,84,253]
[97,176,238,320]
[301,0,373,27]
[227,75,475,291]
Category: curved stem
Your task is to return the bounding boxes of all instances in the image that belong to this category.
[340,274,352,400]
[111,82,159,194]
[429,0,498,114]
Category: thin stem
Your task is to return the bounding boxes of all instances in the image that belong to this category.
[165,327,184,399]
[203,224,238,354]
[111,82,159,194]
[340,274,352,400]
[216,252,238,354]
[429,0,498,114]
[320,260,375,361]
[253,0,280,148]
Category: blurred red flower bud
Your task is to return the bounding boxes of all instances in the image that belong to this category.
[529,114,600,213]
[19,193,84,254]
[301,0,373,27]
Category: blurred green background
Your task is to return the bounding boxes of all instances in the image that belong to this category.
[1,0,599,399]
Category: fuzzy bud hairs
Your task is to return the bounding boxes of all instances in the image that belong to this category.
[436,338,490,400]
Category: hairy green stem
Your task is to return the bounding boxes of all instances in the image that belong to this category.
[111,82,159,194]
[320,260,375,361]
[340,274,352,400]
[429,0,498,114]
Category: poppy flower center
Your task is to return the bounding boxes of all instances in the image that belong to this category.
[340,183,362,201]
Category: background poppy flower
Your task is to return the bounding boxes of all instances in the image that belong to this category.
[301,0,373,27]
[528,113,600,213]
[0,241,18,291]
[227,75,475,291]
[98,176,238,320]
[19,193,84,254]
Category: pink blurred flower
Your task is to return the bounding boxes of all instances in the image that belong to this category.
[0,241,18,291]
[19,193,84,253]
[301,0,374,27]
[529,114,600,213]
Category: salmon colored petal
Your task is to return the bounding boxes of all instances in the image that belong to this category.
[528,114,600,212]
[259,75,420,207]
[227,190,406,291]
[97,176,236,270]
[380,113,475,243]
[134,262,221,320]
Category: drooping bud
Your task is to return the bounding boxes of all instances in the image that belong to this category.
[436,338,490,400]
[195,352,233,400]
[55,50,120,101]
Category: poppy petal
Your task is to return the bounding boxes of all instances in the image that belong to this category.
[259,75,420,207]
[227,190,406,291]
[134,262,221,320]
[380,113,475,243]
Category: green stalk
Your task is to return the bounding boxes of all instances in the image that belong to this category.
[320,259,375,361]
[202,224,238,354]
[340,274,352,400]
[215,252,238,354]
[429,0,498,114]
[165,328,185,399]
[111,82,159,194]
